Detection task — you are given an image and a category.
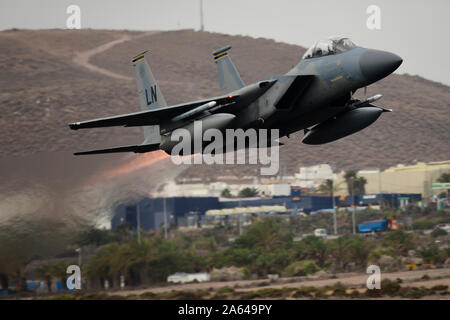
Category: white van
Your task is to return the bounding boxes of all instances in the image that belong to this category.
[314,228,328,238]
[437,223,450,233]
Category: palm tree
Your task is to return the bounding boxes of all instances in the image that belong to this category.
[356,177,367,194]
[436,172,450,183]
[51,261,76,291]
[318,179,337,195]
[35,263,53,293]
[344,170,367,195]
[344,170,357,194]
[109,239,154,286]
[86,242,120,289]
[437,172,450,198]
[318,179,340,235]
[221,188,233,198]
[0,273,8,291]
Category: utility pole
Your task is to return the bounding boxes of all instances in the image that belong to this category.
[76,248,82,266]
[238,213,242,236]
[351,178,356,234]
[137,203,141,243]
[238,199,242,236]
[163,197,168,239]
[199,0,204,31]
[332,180,337,235]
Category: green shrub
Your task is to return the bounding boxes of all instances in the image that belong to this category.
[212,286,235,299]
[382,230,414,256]
[329,282,347,297]
[398,286,429,299]
[78,293,125,300]
[242,267,252,280]
[431,285,448,291]
[418,243,447,264]
[284,260,320,277]
[348,290,361,298]
[47,294,78,300]
[246,288,286,299]
[381,279,401,296]
[368,246,395,262]
[157,290,208,300]
[216,286,235,295]
[331,287,347,297]
[412,221,435,230]
[292,286,317,298]
[139,291,156,299]
[365,288,382,298]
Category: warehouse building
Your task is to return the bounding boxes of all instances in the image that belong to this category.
[111,187,421,232]
[335,160,450,198]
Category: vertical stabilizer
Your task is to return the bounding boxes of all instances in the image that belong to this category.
[213,45,244,94]
[132,51,165,144]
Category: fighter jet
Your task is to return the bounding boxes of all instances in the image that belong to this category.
[69,36,402,155]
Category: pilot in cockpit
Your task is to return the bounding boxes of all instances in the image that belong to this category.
[303,37,356,59]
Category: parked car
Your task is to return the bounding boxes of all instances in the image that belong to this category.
[314,228,328,238]
[436,223,450,233]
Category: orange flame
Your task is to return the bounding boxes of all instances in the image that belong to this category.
[93,150,170,182]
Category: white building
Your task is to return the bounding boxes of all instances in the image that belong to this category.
[295,164,336,188]
[156,179,291,198]
[167,272,210,284]
[268,183,291,196]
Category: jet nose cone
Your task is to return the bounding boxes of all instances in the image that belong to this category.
[360,49,403,82]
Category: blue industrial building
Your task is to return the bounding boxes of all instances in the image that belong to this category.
[112,197,220,231]
[111,189,421,232]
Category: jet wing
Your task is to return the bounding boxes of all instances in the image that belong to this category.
[74,143,160,155]
[69,95,238,130]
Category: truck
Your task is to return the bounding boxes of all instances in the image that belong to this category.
[358,218,405,233]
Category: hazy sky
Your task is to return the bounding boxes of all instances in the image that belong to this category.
[1,0,449,85]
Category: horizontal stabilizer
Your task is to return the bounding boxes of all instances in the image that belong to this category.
[74,143,160,155]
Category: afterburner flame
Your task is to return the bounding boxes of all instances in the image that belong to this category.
[95,150,169,182]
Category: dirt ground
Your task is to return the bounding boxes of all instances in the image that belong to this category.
[110,267,450,297]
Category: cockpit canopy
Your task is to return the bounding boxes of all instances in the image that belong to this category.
[302,37,356,59]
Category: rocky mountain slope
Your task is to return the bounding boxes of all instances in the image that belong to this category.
[1,29,448,179]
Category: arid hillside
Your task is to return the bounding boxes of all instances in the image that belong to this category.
[0,29,449,178]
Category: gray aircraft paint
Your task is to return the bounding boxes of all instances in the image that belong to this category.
[213,46,245,94]
[70,37,402,155]
[133,51,165,144]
